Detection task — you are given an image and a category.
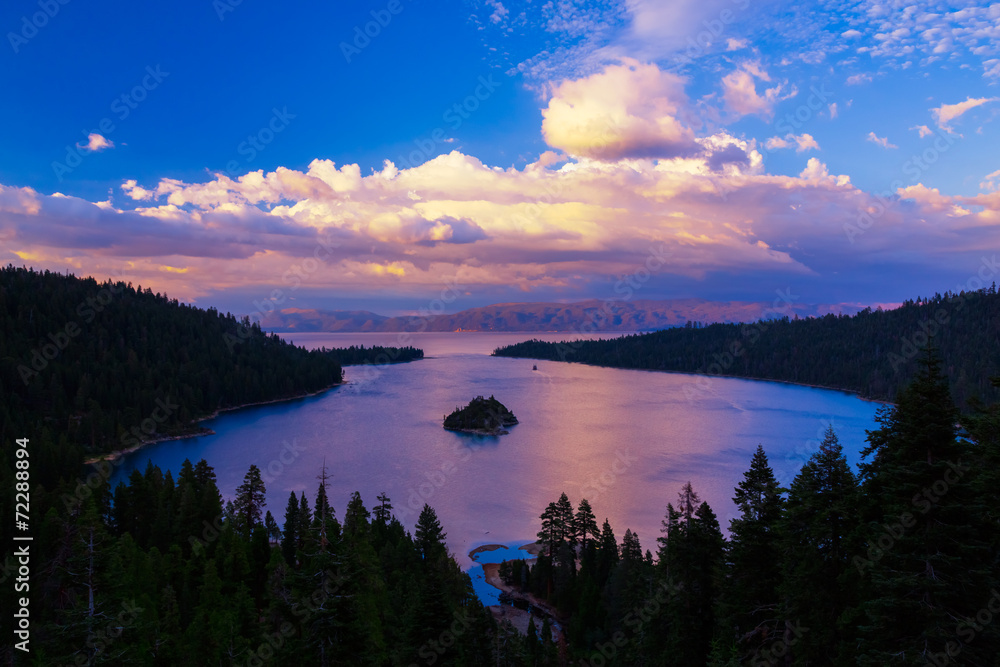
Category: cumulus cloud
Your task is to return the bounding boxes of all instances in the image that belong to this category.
[721,61,794,119]
[866,131,897,149]
[846,73,872,86]
[931,96,998,131]
[81,133,114,152]
[541,59,698,160]
[6,60,1000,309]
[981,169,1000,192]
[766,133,819,152]
[911,124,933,138]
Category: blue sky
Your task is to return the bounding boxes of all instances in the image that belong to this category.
[1,0,999,316]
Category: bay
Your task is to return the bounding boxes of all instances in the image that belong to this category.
[108,331,881,601]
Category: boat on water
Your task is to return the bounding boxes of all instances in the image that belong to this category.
[532,365,537,371]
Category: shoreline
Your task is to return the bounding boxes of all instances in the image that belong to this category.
[493,355,896,406]
[83,382,342,465]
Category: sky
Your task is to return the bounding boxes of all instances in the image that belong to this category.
[1,0,999,317]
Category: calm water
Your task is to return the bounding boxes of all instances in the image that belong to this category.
[108,332,881,591]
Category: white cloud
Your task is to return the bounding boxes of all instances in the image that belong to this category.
[765,133,819,152]
[866,131,897,149]
[81,133,114,152]
[541,59,697,160]
[981,169,1000,192]
[931,96,998,131]
[911,124,933,138]
[721,61,795,119]
[828,102,838,119]
[842,29,862,39]
[726,38,749,51]
[846,73,873,86]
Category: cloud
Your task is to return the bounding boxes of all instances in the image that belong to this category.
[766,133,819,153]
[911,124,933,138]
[828,102,838,119]
[846,73,872,86]
[842,29,862,39]
[866,131,897,149]
[981,169,1000,192]
[541,59,698,160]
[726,38,748,51]
[80,133,114,152]
[721,61,795,119]
[931,96,998,131]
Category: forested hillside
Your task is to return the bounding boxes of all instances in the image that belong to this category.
[0,266,422,485]
[502,354,1000,664]
[494,286,1000,407]
[1,458,519,665]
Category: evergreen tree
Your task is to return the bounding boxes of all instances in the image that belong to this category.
[575,498,599,552]
[854,346,997,664]
[281,491,298,565]
[721,445,784,662]
[779,426,861,664]
[414,504,447,560]
[233,464,266,537]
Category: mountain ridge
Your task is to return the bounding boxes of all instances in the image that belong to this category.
[257,298,872,333]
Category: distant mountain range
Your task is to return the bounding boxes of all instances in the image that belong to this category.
[257,298,870,333]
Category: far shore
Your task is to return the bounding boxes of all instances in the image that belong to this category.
[494,354,897,406]
[83,382,342,465]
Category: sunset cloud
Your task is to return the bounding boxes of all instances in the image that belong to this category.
[931,96,998,132]
[721,61,794,119]
[541,59,697,160]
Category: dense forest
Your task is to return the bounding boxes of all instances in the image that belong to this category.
[493,286,1000,408]
[3,268,1000,664]
[499,351,1000,665]
[0,266,422,480]
[1,455,545,665]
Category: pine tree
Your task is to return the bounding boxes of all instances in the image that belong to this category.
[233,464,266,537]
[281,491,298,565]
[779,426,860,664]
[414,504,446,560]
[721,445,784,662]
[575,498,599,552]
[854,346,996,664]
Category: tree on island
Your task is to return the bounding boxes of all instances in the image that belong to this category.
[443,395,518,434]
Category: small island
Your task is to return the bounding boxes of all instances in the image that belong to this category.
[443,395,519,435]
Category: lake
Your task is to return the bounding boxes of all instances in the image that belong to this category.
[108,332,881,602]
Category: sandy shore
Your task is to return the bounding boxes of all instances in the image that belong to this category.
[83,382,341,465]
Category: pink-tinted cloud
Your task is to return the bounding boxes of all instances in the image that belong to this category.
[541,59,698,160]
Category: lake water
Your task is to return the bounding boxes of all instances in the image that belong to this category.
[108,332,881,601]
